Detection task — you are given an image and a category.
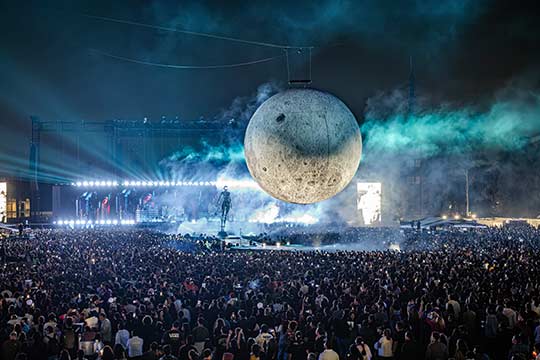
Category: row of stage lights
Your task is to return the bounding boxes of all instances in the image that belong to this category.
[72,179,258,189]
[54,219,136,226]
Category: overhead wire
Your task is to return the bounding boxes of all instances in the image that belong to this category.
[89,48,285,69]
[84,13,312,75]
[83,13,312,50]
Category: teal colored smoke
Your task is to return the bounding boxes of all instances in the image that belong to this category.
[361,90,540,158]
[166,141,245,164]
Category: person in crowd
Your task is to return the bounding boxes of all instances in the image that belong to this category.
[453,339,469,360]
[62,317,79,358]
[127,331,144,358]
[2,332,21,360]
[374,329,394,359]
[507,335,529,360]
[192,318,210,354]
[353,337,371,360]
[255,325,273,350]
[318,341,338,360]
[142,342,160,360]
[113,344,128,360]
[425,332,448,360]
[99,313,112,345]
[115,323,130,351]
[178,336,197,360]
[99,346,114,360]
[162,322,182,356]
[160,345,178,360]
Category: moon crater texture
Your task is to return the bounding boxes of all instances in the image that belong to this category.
[244,88,362,204]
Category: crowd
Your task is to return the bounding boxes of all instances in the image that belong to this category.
[1,226,540,360]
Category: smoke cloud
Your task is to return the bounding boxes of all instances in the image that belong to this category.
[359,73,540,219]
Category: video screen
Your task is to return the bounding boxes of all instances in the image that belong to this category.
[357,182,382,225]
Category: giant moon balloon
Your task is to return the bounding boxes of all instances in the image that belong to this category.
[244,88,362,204]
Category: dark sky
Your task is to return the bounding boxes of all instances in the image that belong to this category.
[1,0,540,178]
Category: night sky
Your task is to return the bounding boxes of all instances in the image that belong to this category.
[1,0,540,178]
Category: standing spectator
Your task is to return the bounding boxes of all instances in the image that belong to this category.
[400,332,421,360]
[99,313,112,345]
[318,341,339,360]
[162,321,182,356]
[255,325,273,350]
[115,323,130,350]
[354,337,371,360]
[374,329,394,359]
[62,318,78,358]
[425,332,448,360]
[192,318,210,354]
[127,331,144,358]
[160,345,178,360]
[2,332,21,360]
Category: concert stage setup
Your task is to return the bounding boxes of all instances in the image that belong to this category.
[50,178,317,235]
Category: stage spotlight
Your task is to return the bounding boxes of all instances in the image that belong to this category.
[82,181,89,186]
[106,220,112,225]
[112,219,118,225]
[89,181,95,186]
[106,181,112,186]
[76,182,82,187]
[99,220,105,225]
[136,181,142,186]
[113,181,118,186]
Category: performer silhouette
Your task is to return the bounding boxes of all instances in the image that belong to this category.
[216,186,232,233]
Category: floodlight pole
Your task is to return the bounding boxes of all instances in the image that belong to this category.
[465,169,470,217]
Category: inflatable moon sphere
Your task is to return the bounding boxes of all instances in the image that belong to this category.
[244,88,362,204]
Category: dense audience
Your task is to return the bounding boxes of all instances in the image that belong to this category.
[1,226,540,360]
